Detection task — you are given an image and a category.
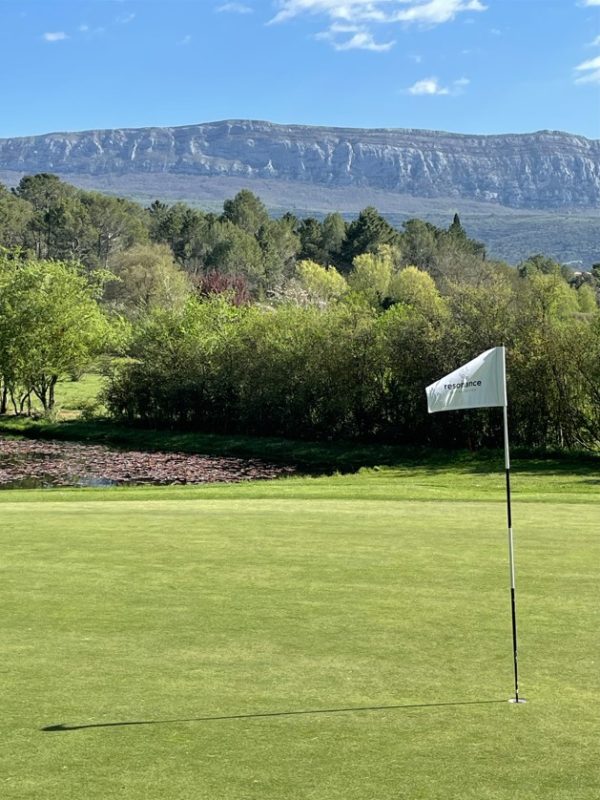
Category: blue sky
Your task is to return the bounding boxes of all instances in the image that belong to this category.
[1,0,599,139]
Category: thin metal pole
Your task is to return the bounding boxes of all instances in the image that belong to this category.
[503,405,520,702]
[501,347,523,703]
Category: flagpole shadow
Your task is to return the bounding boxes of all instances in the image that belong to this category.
[42,698,507,733]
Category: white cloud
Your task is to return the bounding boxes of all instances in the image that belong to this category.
[408,76,450,94]
[316,20,394,50]
[334,31,395,50]
[116,13,135,24]
[217,2,253,12]
[389,1,487,25]
[43,31,68,42]
[329,22,363,33]
[270,0,487,26]
[588,35,600,46]
[575,54,600,84]
[179,35,192,45]
[577,55,600,69]
[271,1,383,24]
[270,1,486,52]
[407,75,469,94]
[580,0,600,5]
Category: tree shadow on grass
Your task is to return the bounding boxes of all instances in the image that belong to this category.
[42,698,508,733]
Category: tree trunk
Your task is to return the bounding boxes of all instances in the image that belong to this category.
[9,389,19,416]
[48,376,58,410]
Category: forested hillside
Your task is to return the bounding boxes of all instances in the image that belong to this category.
[1,174,599,450]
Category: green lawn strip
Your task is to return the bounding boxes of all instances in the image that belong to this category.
[1,495,599,799]
[0,458,597,504]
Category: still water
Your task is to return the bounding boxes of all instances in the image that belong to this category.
[0,436,295,489]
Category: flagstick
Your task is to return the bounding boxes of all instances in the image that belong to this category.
[426,346,526,704]
[502,356,525,704]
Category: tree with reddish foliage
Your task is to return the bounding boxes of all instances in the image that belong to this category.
[194,271,251,306]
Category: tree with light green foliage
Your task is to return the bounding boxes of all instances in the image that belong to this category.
[0,254,110,412]
[524,271,580,320]
[106,243,191,317]
[388,266,446,318]
[517,253,572,281]
[296,259,347,304]
[347,247,394,306]
[577,283,598,313]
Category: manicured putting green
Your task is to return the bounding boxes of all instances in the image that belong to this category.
[1,466,599,799]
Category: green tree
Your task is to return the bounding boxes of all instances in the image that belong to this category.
[446,213,486,258]
[0,184,33,251]
[298,218,324,263]
[448,213,465,239]
[107,243,191,316]
[517,253,571,281]
[399,219,439,272]
[148,202,209,272]
[342,207,401,268]
[205,219,266,289]
[222,190,270,236]
[347,247,394,306]
[388,266,446,319]
[13,173,77,259]
[0,254,109,412]
[321,212,347,267]
[82,192,148,269]
[296,259,347,303]
[258,216,301,287]
[577,283,598,313]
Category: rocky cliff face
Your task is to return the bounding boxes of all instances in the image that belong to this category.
[1,120,599,210]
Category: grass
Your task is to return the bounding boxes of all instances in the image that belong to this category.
[52,373,106,416]
[18,373,107,419]
[2,376,599,796]
[1,460,599,799]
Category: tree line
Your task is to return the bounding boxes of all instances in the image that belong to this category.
[0,174,599,450]
[105,272,600,450]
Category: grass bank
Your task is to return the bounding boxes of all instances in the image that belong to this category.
[2,413,599,478]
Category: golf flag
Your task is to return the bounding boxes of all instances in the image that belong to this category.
[426,347,506,414]
[424,345,525,704]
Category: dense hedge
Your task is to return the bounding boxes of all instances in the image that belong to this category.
[105,275,600,450]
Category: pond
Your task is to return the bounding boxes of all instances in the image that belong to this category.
[0,436,296,489]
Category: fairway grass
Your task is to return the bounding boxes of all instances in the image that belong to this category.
[1,465,599,799]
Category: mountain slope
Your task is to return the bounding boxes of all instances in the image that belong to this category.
[1,120,599,210]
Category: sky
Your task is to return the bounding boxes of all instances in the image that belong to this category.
[1,0,599,139]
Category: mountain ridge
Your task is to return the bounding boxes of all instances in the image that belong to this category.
[9,121,597,140]
[1,119,599,211]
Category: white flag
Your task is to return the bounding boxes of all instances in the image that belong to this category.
[426,347,506,414]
